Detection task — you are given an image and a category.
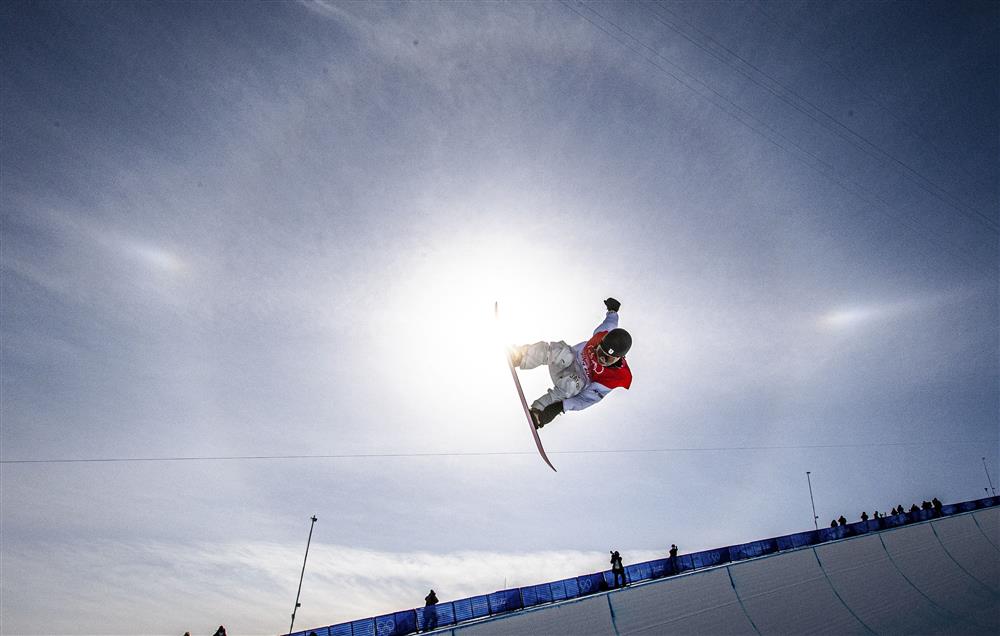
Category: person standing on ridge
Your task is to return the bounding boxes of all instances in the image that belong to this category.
[508,298,633,429]
[421,589,439,632]
[610,550,626,588]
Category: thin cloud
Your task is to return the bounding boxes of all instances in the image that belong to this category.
[819,287,985,330]
[1,539,665,635]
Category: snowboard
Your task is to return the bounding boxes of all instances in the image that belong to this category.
[495,302,557,472]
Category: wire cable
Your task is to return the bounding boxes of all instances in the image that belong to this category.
[1,439,992,465]
[641,0,998,234]
[557,1,994,275]
[750,0,998,199]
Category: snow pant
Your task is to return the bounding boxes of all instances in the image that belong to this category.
[422,606,438,632]
[613,567,626,588]
[515,341,586,411]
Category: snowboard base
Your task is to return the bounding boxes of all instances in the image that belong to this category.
[496,302,557,472]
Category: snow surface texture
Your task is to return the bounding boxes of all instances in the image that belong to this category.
[443,508,999,635]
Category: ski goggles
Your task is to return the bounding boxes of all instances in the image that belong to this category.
[596,345,621,367]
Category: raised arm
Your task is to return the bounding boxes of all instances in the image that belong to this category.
[593,297,621,335]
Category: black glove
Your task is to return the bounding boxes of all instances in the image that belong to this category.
[604,298,621,312]
[531,401,563,429]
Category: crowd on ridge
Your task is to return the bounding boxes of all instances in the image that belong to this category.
[201,495,971,635]
[414,496,951,630]
[829,497,943,527]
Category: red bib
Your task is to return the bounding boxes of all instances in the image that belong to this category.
[582,331,632,390]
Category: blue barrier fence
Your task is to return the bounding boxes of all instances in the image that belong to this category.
[291,496,999,636]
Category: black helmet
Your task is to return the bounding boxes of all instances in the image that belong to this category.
[600,328,632,357]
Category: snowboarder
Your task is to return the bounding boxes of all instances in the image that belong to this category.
[508,298,632,429]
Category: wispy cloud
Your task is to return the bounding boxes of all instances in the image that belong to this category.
[1,539,664,635]
[294,0,607,91]
[2,206,193,309]
[2,2,995,635]
[818,287,982,331]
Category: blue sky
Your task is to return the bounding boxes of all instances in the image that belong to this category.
[1,1,997,634]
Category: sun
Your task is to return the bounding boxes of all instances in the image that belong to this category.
[366,229,581,444]
[380,235,548,373]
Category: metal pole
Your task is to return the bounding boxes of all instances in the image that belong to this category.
[289,515,318,636]
[806,472,819,530]
[983,457,997,496]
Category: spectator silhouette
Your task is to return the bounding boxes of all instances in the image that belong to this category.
[422,589,439,632]
[890,506,898,515]
[921,500,932,511]
[860,511,869,522]
[838,515,847,526]
[610,550,626,588]
[830,519,838,528]
[212,628,227,636]
[909,504,920,513]
[932,497,943,514]
[663,544,678,576]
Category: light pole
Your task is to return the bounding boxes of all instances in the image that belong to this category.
[289,515,318,636]
[806,471,819,530]
[983,457,996,497]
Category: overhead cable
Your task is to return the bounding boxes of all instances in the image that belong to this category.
[1,439,992,465]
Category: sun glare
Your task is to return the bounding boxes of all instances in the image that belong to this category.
[371,231,579,443]
[821,307,879,329]
[383,237,549,371]
[124,240,185,273]
[820,298,926,330]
